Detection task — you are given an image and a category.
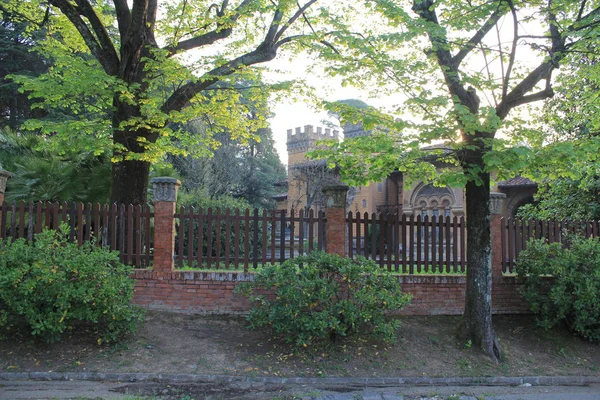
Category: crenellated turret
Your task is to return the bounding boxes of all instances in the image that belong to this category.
[286,125,339,155]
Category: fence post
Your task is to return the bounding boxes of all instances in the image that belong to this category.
[0,170,11,228]
[490,192,506,278]
[151,177,181,274]
[322,184,349,257]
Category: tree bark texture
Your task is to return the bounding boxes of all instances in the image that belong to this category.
[458,153,501,363]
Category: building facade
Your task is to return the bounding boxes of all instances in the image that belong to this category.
[275,124,533,219]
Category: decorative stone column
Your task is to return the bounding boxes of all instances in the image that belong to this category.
[151,177,181,274]
[490,192,506,278]
[322,184,349,257]
[0,170,11,229]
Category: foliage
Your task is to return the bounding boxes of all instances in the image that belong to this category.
[3,0,322,204]
[0,227,144,343]
[518,51,600,221]
[0,127,111,203]
[235,252,412,346]
[170,118,286,209]
[518,174,600,221]
[516,237,600,341]
[0,9,48,130]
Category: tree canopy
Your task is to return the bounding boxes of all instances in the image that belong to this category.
[310,0,600,361]
[3,0,323,204]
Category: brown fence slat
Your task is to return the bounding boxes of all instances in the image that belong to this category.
[0,202,6,240]
[459,216,466,273]
[385,214,394,271]
[290,209,295,260]
[378,213,384,267]
[177,206,185,267]
[187,206,194,267]
[252,208,259,269]
[17,201,25,239]
[430,214,437,273]
[452,215,458,273]
[408,214,414,274]
[445,215,451,273]
[198,207,205,269]
[10,202,17,239]
[225,209,232,269]
[257,210,265,265]
[299,209,305,257]
[76,202,84,245]
[206,208,213,269]
[215,209,222,269]
[347,211,353,258]
[135,204,142,267]
[232,208,239,268]
[270,210,276,264]
[416,214,422,273]
[243,208,250,272]
[362,212,368,258]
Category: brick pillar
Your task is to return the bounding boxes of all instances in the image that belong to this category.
[0,170,11,228]
[322,184,349,257]
[151,177,181,273]
[490,192,506,278]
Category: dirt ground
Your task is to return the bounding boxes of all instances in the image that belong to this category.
[1,311,599,379]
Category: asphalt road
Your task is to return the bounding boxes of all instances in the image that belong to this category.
[2,379,600,400]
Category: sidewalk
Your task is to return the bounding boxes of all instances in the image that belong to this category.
[2,372,600,399]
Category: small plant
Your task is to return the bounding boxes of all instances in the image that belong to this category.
[517,236,600,341]
[0,227,144,343]
[235,251,412,346]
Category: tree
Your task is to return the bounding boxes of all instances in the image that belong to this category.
[0,8,48,129]
[171,121,286,209]
[5,0,322,205]
[311,0,600,361]
[520,51,600,220]
[288,159,340,213]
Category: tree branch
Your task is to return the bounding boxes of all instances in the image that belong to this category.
[48,0,119,75]
[163,0,253,55]
[452,7,505,68]
[274,0,318,43]
[73,0,120,63]
[502,0,518,100]
[413,0,479,114]
[162,0,319,113]
[112,0,131,39]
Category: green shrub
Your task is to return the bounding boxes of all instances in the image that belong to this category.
[516,236,600,341]
[235,252,412,346]
[0,228,144,343]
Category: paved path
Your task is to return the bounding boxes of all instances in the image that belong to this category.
[2,380,600,399]
[1,374,600,399]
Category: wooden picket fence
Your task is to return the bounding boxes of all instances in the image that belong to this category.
[173,207,326,271]
[0,201,153,267]
[501,218,600,273]
[347,212,467,273]
[4,200,599,274]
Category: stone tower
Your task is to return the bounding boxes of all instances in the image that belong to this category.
[286,125,339,166]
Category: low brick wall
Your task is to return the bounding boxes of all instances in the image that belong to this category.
[131,270,530,316]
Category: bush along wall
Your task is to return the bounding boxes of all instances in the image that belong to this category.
[517,236,600,341]
[235,251,412,346]
[0,226,144,344]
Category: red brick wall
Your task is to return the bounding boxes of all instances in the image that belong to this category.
[131,270,531,316]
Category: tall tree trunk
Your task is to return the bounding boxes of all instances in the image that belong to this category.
[110,159,150,205]
[458,151,501,363]
[110,98,154,205]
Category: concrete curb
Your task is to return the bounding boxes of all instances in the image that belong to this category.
[1,372,600,388]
